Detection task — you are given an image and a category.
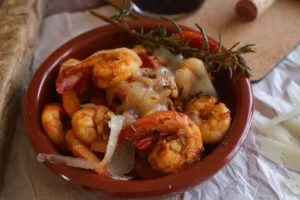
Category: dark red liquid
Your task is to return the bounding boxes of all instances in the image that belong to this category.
[132,0,206,15]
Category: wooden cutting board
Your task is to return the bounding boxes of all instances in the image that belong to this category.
[106,0,300,82]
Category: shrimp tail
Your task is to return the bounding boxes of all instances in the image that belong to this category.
[119,110,204,174]
[62,91,81,117]
[119,111,185,142]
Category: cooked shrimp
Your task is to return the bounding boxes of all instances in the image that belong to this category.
[84,48,142,88]
[59,59,82,117]
[119,110,203,173]
[65,129,109,176]
[179,57,215,82]
[179,58,203,77]
[41,103,66,145]
[56,48,142,94]
[177,58,217,98]
[72,105,113,146]
[62,91,81,117]
[184,96,231,144]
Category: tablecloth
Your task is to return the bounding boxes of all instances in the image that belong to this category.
[1,5,300,200]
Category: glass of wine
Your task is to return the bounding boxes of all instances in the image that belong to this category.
[131,0,206,20]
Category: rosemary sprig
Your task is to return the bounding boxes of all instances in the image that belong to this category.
[161,17,184,47]
[207,44,255,77]
[89,10,200,53]
[89,6,255,78]
[195,24,210,66]
[110,0,134,21]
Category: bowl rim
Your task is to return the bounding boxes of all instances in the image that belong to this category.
[24,20,254,198]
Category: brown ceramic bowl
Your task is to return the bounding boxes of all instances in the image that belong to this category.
[24,20,254,199]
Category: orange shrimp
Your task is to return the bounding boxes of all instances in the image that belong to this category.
[71,105,113,146]
[184,96,231,144]
[62,91,81,117]
[119,111,204,173]
[56,48,142,94]
[65,129,109,176]
[41,103,66,146]
[59,59,85,117]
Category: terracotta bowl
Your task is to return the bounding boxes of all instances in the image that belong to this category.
[24,20,254,199]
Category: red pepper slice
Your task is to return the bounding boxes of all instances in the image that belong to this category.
[139,53,160,69]
[56,66,91,95]
[174,31,219,52]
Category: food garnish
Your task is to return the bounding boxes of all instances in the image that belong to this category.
[89,0,255,78]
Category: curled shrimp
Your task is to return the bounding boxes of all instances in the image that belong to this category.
[175,58,217,100]
[119,110,203,173]
[62,91,81,117]
[56,48,142,94]
[184,96,231,144]
[72,105,114,146]
[58,59,83,117]
[41,103,66,146]
[91,48,142,88]
[65,129,109,176]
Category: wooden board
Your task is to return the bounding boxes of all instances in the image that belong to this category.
[106,0,300,82]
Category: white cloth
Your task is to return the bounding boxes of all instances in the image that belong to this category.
[1,5,300,200]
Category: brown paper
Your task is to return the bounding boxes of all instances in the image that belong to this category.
[107,0,300,82]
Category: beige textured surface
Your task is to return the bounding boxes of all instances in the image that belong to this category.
[108,0,300,81]
[0,0,45,189]
[45,0,105,16]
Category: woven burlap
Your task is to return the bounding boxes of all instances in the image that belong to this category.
[0,0,45,189]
